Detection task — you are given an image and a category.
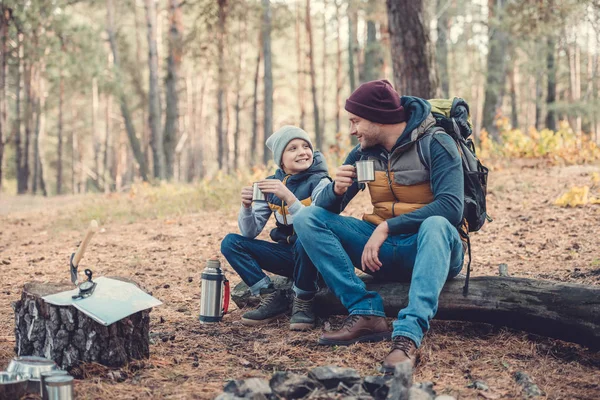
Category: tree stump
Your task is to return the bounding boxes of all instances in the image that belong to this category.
[12,281,151,369]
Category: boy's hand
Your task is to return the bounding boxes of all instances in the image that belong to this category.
[257,179,294,204]
[333,165,356,196]
[241,186,253,208]
[361,222,389,273]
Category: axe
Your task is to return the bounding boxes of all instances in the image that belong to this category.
[70,220,98,285]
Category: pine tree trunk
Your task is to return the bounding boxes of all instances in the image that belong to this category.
[144,0,165,180]
[361,1,383,84]
[163,0,182,180]
[386,0,439,99]
[23,62,33,194]
[481,0,508,141]
[296,0,305,130]
[106,0,149,181]
[103,94,112,192]
[217,0,229,171]
[306,0,321,149]
[92,78,101,190]
[233,19,245,171]
[56,44,64,195]
[321,0,327,140]
[347,0,357,93]
[251,30,261,166]
[0,7,9,193]
[262,0,273,165]
[36,74,47,197]
[334,0,342,135]
[546,36,557,131]
[13,281,151,368]
[508,58,518,130]
[14,35,24,194]
[436,0,450,98]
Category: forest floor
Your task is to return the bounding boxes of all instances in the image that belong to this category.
[0,158,599,399]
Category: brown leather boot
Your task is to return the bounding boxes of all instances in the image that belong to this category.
[318,315,391,346]
[380,336,419,374]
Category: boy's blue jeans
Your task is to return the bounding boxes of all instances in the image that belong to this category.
[220,234,318,297]
[293,207,464,348]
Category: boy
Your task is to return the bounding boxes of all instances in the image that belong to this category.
[221,126,330,330]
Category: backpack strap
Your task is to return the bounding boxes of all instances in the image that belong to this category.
[417,126,451,171]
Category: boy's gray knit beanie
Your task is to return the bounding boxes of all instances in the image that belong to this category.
[265,125,313,167]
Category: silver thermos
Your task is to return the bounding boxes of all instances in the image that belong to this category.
[199,259,230,323]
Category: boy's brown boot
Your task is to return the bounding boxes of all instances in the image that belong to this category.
[380,335,419,374]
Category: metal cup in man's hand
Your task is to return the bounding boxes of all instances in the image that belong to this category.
[355,160,375,183]
[252,182,266,201]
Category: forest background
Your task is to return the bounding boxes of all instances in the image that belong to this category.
[0,0,598,194]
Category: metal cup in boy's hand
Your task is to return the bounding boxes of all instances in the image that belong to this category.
[241,186,253,208]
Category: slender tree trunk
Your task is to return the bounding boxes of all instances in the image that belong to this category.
[251,30,261,166]
[481,0,509,140]
[387,0,439,99]
[133,0,150,167]
[306,0,321,149]
[334,0,342,134]
[295,0,305,130]
[71,110,76,194]
[163,0,182,179]
[14,34,23,193]
[92,78,101,189]
[347,0,357,93]
[57,45,64,195]
[535,47,543,131]
[0,7,9,193]
[144,0,165,179]
[546,36,557,131]
[37,73,47,196]
[436,0,450,97]
[321,0,327,140]
[262,0,273,165]
[567,34,582,143]
[508,57,518,129]
[217,0,229,170]
[107,0,149,181]
[103,94,112,192]
[23,61,33,193]
[233,19,245,171]
[32,69,42,195]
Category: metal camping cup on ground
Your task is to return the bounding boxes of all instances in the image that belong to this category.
[44,375,73,400]
[356,160,375,183]
[252,182,266,202]
[41,370,69,400]
[199,259,230,323]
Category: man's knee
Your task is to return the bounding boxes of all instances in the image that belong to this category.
[294,206,327,233]
[418,216,454,237]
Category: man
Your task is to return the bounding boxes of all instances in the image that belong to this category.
[294,80,465,373]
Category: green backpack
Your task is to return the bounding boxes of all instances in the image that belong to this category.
[427,97,492,295]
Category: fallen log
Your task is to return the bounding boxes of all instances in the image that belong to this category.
[314,275,600,349]
[12,280,151,368]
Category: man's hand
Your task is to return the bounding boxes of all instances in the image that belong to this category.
[333,165,356,196]
[361,222,389,273]
[241,186,253,208]
[257,179,295,204]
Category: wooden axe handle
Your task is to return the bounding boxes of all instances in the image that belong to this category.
[72,220,98,267]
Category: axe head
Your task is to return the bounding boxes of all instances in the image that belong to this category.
[70,253,78,285]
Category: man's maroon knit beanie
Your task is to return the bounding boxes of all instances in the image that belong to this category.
[344,79,406,124]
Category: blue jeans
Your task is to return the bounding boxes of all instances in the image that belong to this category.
[220,234,318,297]
[293,207,464,348]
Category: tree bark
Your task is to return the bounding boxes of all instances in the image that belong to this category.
[546,37,557,132]
[334,0,342,135]
[107,0,149,181]
[56,41,65,195]
[13,281,151,368]
[347,0,357,94]
[22,61,33,194]
[436,0,450,98]
[262,0,273,165]
[296,0,305,131]
[481,0,509,141]
[14,33,24,193]
[233,18,245,171]
[321,0,327,140]
[251,30,262,166]
[386,0,439,99]
[508,57,518,130]
[217,0,229,170]
[0,6,9,193]
[306,0,321,150]
[144,0,166,180]
[163,0,182,180]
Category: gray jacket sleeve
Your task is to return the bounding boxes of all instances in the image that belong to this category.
[238,202,272,239]
[287,177,331,215]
